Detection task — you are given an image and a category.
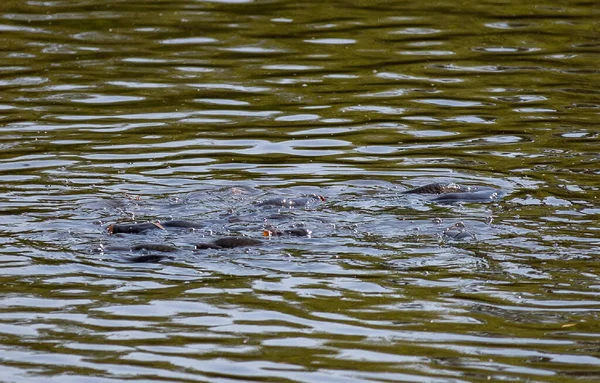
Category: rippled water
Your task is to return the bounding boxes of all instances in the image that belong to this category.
[1,0,599,382]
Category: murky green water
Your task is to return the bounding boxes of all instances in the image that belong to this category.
[1,0,599,382]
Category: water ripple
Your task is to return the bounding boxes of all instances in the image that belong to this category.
[0,0,598,382]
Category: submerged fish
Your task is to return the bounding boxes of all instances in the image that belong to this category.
[107,222,165,235]
[258,194,326,208]
[404,182,470,194]
[404,182,502,203]
[107,220,205,234]
[434,190,499,203]
[128,254,174,263]
[263,227,312,237]
[195,236,263,250]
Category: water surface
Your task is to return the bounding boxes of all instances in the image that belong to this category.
[1,0,599,382]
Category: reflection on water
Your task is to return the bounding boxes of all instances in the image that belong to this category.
[1,0,599,382]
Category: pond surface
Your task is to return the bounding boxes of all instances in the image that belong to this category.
[1,0,599,382]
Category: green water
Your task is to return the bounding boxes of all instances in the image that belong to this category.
[0,1,599,382]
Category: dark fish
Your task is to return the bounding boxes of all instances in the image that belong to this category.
[404,183,470,194]
[265,213,289,220]
[264,228,312,237]
[195,236,262,250]
[434,190,499,203]
[107,220,204,235]
[129,254,173,263]
[404,182,502,203]
[107,222,165,235]
[160,220,205,229]
[100,243,178,253]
